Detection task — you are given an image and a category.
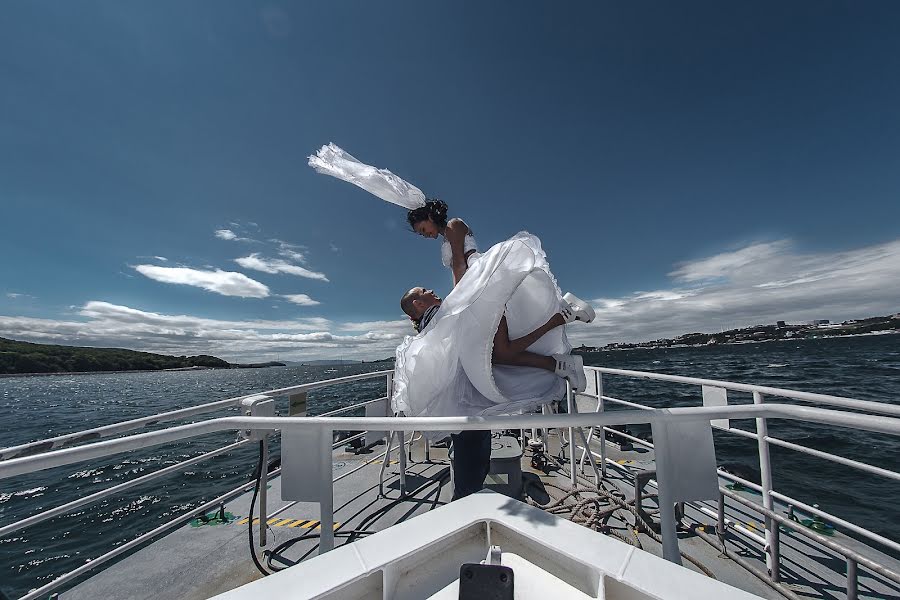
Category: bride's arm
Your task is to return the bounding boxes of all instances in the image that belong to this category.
[445,218,473,286]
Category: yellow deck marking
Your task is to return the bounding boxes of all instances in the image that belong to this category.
[233,517,341,529]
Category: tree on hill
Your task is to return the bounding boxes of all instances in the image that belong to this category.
[0,337,230,375]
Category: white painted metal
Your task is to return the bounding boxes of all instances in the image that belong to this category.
[596,371,606,478]
[0,370,392,461]
[585,366,900,417]
[0,440,249,539]
[208,491,764,600]
[4,366,900,600]
[702,385,730,430]
[565,381,577,486]
[2,405,898,482]
[753,392,778,581]
[649,419,682,565]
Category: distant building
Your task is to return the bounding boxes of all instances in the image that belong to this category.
[809,319,830,326]
[776,321,786,328]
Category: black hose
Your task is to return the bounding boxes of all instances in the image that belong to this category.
[264,466,452,571]
[248,440,271,577]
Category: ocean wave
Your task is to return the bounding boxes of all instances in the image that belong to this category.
[0,486,48,503]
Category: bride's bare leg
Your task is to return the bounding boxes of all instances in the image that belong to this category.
[505,313,565,354]
[492,316,558,372]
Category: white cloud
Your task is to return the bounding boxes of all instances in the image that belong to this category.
[270,239,308,263]
[279,248,307,263]
[0,301,405,362]
[215,229,257,243]
[339,319,412,334]
[669,242,788,283]
[569,238,900,347]
[235,254,329,282]
[134,265,270,298]
[282,294,321,306]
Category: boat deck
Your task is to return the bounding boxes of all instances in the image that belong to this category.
[62,429,900,600]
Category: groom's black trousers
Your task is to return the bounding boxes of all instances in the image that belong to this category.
[450,430,492,500]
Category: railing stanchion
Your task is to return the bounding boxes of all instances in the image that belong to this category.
[754,391,779,582]
[717,491,726,537]
[846,559,858,600]
[566,382,576,486]
[716,491,729,555]
[399,429,408,494]
[320,428,335,553]
[596,371,606,479]
[259,437,268,547]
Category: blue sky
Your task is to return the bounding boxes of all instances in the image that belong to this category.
[2,1,899,361]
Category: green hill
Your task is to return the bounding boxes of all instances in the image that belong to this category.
[0,337,230,375]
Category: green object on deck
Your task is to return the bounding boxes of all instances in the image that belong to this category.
[190,505,236,527]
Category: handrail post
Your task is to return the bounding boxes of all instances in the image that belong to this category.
[259,437,269,547]
[847,558,858,600]
[385,371,393,404]
[596,371,606,479]
[717,491,726,537]
[398,429,408,494]
[320,428,335,553]
[754,391,779,581]
[566,381,576,486]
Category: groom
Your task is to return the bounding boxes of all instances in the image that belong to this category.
[400,285,592,499]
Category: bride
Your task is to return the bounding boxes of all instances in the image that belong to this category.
[309,143,596,418]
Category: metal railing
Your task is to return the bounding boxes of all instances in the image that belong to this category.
[0,369,393,600]
[1,367,898,600]
[573,365,900,599]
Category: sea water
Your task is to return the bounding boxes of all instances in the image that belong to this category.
[1,334,898,597]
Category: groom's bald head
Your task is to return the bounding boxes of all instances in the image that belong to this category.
[400,287,441,319]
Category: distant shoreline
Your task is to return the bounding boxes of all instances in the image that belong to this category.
[580,328,900,354]
[0,364,284,380]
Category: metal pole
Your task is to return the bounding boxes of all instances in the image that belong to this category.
[596,371,606,479]
[847,559,858,600]
[754,391,779,582]
[319,428,335,553]
[717,491,727,553]
[717,492,726,535]
[566,381,576,486]
[398,429,407,495]
[259,437,268,547]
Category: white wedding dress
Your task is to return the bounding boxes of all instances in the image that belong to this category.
[391,232,570,420]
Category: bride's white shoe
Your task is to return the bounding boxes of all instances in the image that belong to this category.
[561,292,596,324]
[553,354,587,392]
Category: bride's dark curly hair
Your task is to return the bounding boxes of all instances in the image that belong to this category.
[407,199,449,230]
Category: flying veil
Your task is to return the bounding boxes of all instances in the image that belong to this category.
[308,143,426,210]
[309,143,570,421]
